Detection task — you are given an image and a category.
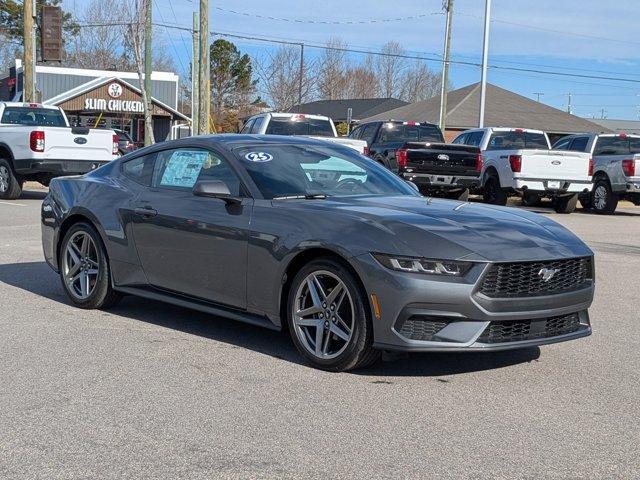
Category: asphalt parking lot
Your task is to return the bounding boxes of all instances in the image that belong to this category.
[1,188,639,479]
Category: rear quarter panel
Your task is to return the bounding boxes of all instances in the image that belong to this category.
[43,165,144,284]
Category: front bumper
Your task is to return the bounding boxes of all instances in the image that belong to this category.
[511,178,592,195]
[401,172,481,190]
[352,253,594,352]
[14,158,111,175]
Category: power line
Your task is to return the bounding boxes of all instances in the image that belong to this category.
[75,22,640,86]
[213,7,443,24]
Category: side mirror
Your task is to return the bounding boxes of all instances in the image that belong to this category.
[193,180,241,204]
[405,180,420,193]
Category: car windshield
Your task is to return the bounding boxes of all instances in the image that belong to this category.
[1,106,66,127]
[487,131,549,150]
[378,123,444,143]
[265,117,335,137]
[234,143,417,199]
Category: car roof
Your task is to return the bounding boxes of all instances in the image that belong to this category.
[1,102,60,110]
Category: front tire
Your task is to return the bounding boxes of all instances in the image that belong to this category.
[286,258,379,371]
[483,176,508,205]
[592,179,618,215]
[59,222,121,309]
[553,193,578,214]
[0,158,23,200]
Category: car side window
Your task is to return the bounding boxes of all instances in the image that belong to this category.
[240,118,255,134]
[121,153,155,186]
[348,126,362,139]
[250,116,265,133]
[569,137,589,152]
[152,148,241,195]
[360,124,379,144]
[553,137,571,150]
[466,131,484,147]
[452,133,468,145]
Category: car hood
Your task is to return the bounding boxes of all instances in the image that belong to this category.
[286,195,593,262]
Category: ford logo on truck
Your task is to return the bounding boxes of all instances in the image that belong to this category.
[437,154,450,161]
[74,137,87,145]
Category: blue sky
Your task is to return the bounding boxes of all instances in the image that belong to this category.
[68,0,640,120]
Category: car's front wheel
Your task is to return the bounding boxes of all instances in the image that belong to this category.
[59,223,121,309]
[287,258,379,371]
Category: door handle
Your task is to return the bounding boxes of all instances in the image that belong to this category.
[134,207,157,217]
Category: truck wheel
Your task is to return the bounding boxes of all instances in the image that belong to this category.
[483,176,507,206]
[0,159,23,200]
[554,193,578,214]
[592,179,618,215]
[579,194,593,210]
[522,190,542,207]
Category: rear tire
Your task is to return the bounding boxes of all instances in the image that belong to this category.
[579,194,593,210]
[59,222,121,309]
[553,193,578,214]
[483,176,507,206]
[0,158,23,200]
[286,258,379,372]
[592,179,618,215]
[521,190,542,207]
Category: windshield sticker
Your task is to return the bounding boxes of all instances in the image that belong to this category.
[244,151,273,162]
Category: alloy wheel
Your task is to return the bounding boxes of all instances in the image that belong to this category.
[0,166,9,193]
[62,231,100,300]
[593,185,607,210]
[292,270,355,360]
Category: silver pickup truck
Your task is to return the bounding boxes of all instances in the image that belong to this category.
[553,133,640,214]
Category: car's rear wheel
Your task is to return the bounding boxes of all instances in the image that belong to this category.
[521,190,542,207]
[287,258,379,371]
[0,159,23,200]
[553,193,578,214]
[59,223,121,309]
[592,179,618,215]
[483,175,507,205]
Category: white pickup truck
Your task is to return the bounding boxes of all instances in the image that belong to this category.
[0,102,118,199]
[240,112,368,154]
[452,127,592,213]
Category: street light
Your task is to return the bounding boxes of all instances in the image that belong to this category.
[478,0,491,128]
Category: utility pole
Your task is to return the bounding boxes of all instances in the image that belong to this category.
[144,0,154,145]
[198,0,210,135]
[567,92,572,114]
[23,0,36,102]
[298,43,304,107]
[533,92,544,102]
[438,0,454,131]
[478,0,491,128]
[191,11,200,135]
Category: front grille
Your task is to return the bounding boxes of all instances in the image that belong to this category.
[397,316,448,341]
[477,313,581,344]
[479,257,592,298]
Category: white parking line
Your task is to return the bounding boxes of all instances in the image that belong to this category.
[0,201,28,207]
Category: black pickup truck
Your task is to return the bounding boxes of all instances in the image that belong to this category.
[349,120,482,200]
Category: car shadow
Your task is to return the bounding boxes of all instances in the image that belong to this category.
[0,260,541,377]
[20,190,48,200]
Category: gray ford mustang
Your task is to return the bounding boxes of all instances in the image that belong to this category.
[41,135,594,371]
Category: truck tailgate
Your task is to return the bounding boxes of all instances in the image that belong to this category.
[513,149,590,180]
[43,127,115,162]
[403,142,480,176]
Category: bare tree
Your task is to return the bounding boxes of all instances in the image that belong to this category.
[399,61,441,102]
[375,41,408,98]
[66,0,134,70]
[316,38,349,100]
[344,55,379,99]
[124,0,154,144]
[0,32,21,75]
[256,46,312,111]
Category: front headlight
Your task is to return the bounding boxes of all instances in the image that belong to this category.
[372,253,472,276]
